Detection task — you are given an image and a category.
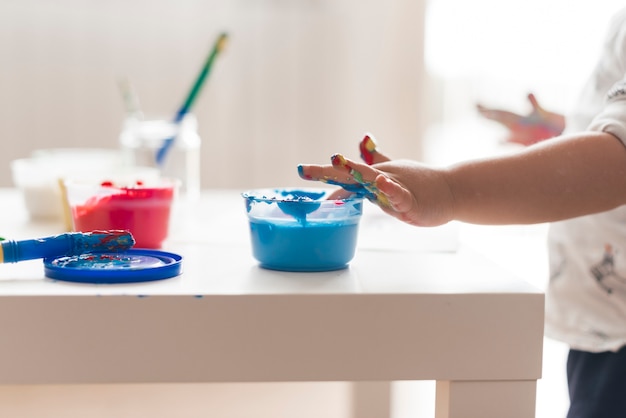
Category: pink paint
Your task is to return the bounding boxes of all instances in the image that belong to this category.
[71,184,175,249]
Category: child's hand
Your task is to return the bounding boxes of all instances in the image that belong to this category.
[477,93,565,146]
[298,135,455,227]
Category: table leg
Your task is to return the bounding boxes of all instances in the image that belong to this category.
[435,380,537,418]
[351,381,392,418]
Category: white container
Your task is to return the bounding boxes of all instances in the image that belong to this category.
[10,149,127,222]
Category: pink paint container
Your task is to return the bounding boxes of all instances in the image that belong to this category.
[64,178,178,249]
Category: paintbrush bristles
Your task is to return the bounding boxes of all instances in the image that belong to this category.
[73,230,135,253]
[216,33,228,53]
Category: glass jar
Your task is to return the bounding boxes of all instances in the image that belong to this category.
[119,114,200,200]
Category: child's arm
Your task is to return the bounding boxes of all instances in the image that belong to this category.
[300,131,626,227]
[441,132,626,224]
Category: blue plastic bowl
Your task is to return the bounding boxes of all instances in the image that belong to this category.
[242,188,363,272]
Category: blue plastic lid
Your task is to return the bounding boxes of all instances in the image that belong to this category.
[43,249,183,284]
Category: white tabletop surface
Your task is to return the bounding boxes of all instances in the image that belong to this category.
[0,188,544,398]
[0,188,535,297]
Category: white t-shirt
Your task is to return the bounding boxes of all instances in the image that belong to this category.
[546,7,626,352]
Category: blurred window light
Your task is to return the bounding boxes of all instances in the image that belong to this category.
[424,0,624,85]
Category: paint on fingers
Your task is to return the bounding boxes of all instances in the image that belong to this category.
[331,154,390,207]
[359,134,378,165]
[297,164,377,200]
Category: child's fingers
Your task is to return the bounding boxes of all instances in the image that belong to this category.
[331,154,393,207]
[527,93,542,111]
[371,150,391,164]
[298,149,394,205]
[359,133,391,165]
[375,175,413,214]
[298,164,357,185]
[326,188,354,200]
[298,163,370,197]
[477,103,499,120]
[331,154,381,184]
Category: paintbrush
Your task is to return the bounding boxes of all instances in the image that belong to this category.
[117,76,144,119]
[0,230,135,263]
[155,32,229,166]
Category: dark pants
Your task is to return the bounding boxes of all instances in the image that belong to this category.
[567,346,626,417]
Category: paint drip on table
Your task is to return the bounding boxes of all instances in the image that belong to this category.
[242,188,363,272]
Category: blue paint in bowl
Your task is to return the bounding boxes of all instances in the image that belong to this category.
[242,188,363,272]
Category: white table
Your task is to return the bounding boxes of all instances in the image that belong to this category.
[0,189,544,418]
